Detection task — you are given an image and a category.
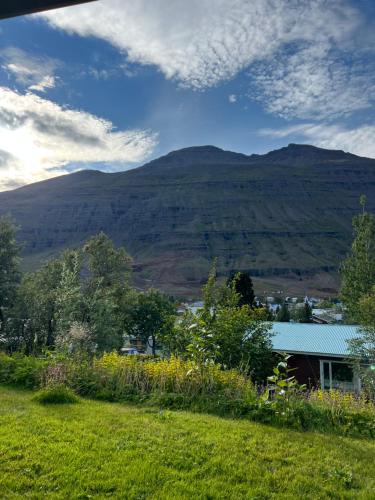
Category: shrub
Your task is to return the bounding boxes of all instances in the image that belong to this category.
[309,389,375,437]
[0,352,47,388]
[55,322,96,358]
[1,352,375,437]
[33,385,79,405]
[91,353,256,400]
[253,355,375,436]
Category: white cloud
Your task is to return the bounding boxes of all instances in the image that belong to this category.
[228,94,237,103]
[29,75,56,92]
[251,43,375,120]
[39,0,362,98]
[260,123,375,159]
[0,47,60,93]
[0,87,157,190]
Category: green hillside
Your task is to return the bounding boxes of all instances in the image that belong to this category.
[1,143,374,297]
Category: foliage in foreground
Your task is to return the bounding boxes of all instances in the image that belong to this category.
[2,386,375,499]
[33,385,79,405]
[340,195,375,322]
[171,262,274,382]
[340,198,375,398]
[1,352,375,438]
[0,219,273,384]
[0,226,177,357]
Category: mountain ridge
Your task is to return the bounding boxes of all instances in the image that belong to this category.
[3,143,369,195]
[1,143,374,297]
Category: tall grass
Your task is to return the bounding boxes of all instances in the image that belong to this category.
[0,352,375,436]
[69,353,257,414]
[308,389,375,437]
[94,353,253,397]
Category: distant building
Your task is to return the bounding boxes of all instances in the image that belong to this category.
[268,304,280,314]
[177,301,204,315]
[312,308,343,324]
[187,301,204,314]
[312,315,329,324]
[271,322,362,392]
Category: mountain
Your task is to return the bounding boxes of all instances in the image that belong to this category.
[1,143,374,297]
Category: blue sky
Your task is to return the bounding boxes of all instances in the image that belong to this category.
[0,0,374,189]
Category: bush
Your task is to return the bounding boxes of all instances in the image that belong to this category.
[1,352,375,437]
[69,353,258,414]
[33,385,79,405]
[309,389,375,437]
[0,352,47,388]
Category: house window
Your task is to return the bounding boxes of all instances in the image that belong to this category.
[319,360,360,392]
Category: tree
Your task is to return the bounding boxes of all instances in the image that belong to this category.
[0,217,20,334]
[340,198,375,396]
[276,303,290,322]
[294,302,313,323]
[124,289,176,355]
[83,232,132,288]
[55,250,86,338]
[174,262,274,381]
[83,233,132,353]
[10,260,61,352]
[340,196,375,322]
[348,287,375,398]
[55,322,96,359]
[227,271,255,308]
[88,285,125,353]
[4,231,136,354]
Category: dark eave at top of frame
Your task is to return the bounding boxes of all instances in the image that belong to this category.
[0,0,96,20]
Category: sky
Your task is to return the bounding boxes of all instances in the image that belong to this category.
[0,0,374,190]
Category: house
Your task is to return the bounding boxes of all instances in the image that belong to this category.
[312,308,343,324]
[312,315,329,324]
[271,322,362,392]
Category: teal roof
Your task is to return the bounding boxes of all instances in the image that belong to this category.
[271,322,361,357]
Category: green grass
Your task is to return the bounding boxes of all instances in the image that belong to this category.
[1,387,375,499]
[32,385,80,405]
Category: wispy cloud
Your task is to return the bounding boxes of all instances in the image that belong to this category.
[0,47,60,93]
[0,87,158,190]
[39,1,362,94]
[260,123,375,159]
[228,94,237,104]
[250,43,375,120]
[29,75,56,92]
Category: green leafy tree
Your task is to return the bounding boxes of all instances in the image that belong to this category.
[83,232,132,288]
[348,287,375,398]
[124,289,176,355]
[87,286,125,353]
[276,303,291,322]
[0,217,20,335]
[5,231,135,354]
[174,262,274,381]
[10,259,63,352]
[340,198,375,396]
[55,250,86,338]
[83,233,132,353]
[340,196,375,322]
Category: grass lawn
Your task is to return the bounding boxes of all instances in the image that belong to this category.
[1,387,375,499]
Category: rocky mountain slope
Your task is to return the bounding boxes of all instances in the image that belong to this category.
[1,143,374,297]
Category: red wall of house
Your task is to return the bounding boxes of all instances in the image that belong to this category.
[286,354,346,389]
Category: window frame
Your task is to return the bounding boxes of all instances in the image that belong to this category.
[319,359,361,392]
